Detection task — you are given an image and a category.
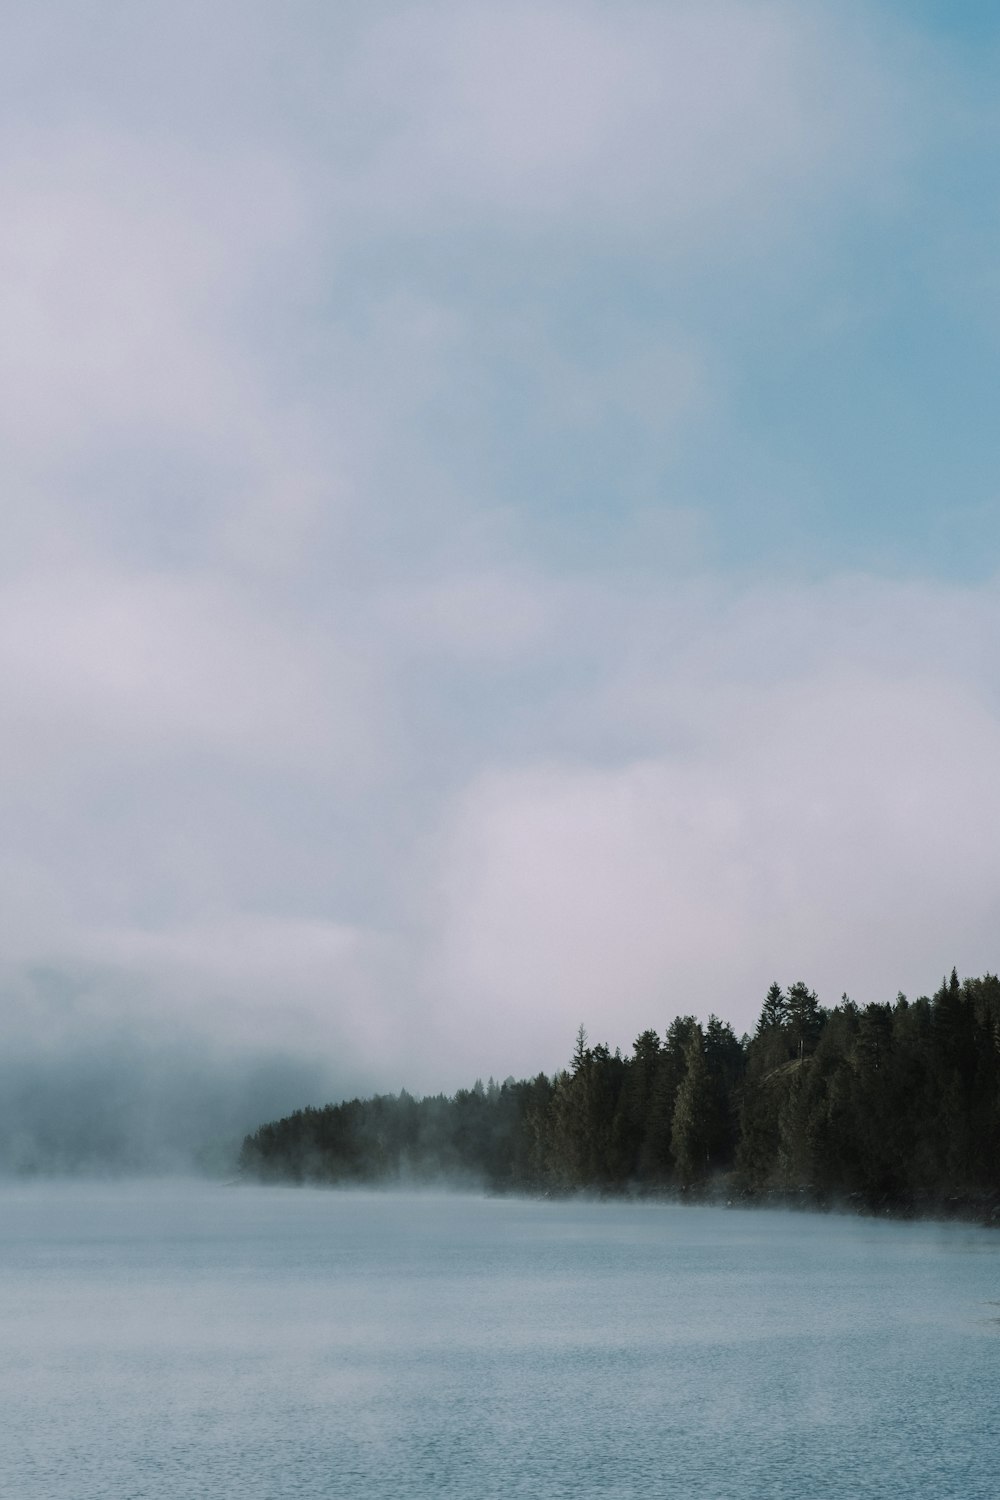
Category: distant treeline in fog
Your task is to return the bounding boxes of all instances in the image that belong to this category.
[240,970,1000,1216]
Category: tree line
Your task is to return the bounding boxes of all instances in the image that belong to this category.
[239,970,1000,1218]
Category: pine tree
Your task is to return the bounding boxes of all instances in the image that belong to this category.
[786,981,823,1058]
[757,982,788,1034]
[671,1026,713,1186]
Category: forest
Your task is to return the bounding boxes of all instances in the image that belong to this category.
[239,970,1000,1220]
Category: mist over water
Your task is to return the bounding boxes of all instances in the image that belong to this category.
[2,1182,997,1499]
[3,3,1000,1486]
[0,1036,361,1176]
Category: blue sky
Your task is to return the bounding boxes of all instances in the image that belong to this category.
[1,1,998,1116]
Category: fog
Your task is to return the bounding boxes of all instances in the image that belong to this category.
[0,1035,364,1176]
[0,966,373,1174]
[2,0,999,1161]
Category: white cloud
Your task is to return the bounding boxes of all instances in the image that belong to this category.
[342,0,899,250]
[0,0,992,1120]
[0,0,917,594]
[419,574,1000,1075]
[0,131,297,443]
[0,566,375,774]
[0,559,997,1094]
[73,914,404,1059]
[377,567,561,664]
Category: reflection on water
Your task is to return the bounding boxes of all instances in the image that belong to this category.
[1,1183,997,1499]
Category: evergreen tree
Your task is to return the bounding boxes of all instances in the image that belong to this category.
[621,1030,663,1182]
[671,1026,713,1187]
[786,981,823,1059]
[750,983,792,1075]
[757,982,788,1033]
[240,970,1000,1218]
[703,1015,745,1166]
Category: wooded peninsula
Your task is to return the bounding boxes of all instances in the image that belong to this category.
[239,970,1000,1221]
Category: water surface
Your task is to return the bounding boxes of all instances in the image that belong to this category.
[0,1183,996,1498]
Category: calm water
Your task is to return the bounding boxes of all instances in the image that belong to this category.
[0,1183,997,1499]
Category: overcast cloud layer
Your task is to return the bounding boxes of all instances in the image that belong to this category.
[2,2,999,1157]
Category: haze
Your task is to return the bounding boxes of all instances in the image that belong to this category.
[2,1,998,1167]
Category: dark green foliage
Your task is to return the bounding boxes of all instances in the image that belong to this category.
[757,982,788,1033]
[240,970,1000,1218]
[786,982,823,1058]
[671,1025,713,1185]
[751,983,793,1075]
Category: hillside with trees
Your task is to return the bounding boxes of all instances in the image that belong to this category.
[239,970,1000,1221]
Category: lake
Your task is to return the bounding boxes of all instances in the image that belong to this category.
[0,1182,996,1498]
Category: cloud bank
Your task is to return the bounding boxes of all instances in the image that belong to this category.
[0,1,997,1160]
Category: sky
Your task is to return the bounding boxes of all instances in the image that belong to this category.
[2,1,999,1153]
